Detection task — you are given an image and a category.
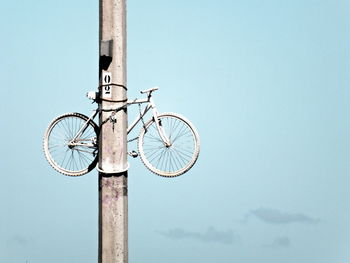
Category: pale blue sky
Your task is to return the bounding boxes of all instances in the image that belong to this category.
[1,0,350,262]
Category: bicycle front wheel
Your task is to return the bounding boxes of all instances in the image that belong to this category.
[138,113,200,177]
[43,113,99,176]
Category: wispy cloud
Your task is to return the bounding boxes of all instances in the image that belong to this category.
[263,236,291,248]
[7,235,28,247]
[158,226,239,245]
[245,207,320,224]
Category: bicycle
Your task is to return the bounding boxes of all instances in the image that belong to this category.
[43,87,200,177]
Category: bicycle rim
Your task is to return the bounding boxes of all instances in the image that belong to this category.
[138,113,200,177]
[43,113,98,176]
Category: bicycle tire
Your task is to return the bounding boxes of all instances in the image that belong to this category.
[43,112,99,176]
[138,112,200,177]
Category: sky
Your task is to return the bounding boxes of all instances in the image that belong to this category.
[1,0,350,262]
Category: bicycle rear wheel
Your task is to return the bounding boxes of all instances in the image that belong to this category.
[43,113,99,176]
[138,113,200,177]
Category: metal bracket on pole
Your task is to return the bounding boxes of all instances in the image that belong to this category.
[96,162,130,174]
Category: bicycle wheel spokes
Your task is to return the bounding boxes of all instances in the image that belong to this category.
[139,113,200,177]
[44,113,99,176]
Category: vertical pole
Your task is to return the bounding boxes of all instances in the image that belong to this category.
[98,0,127,262]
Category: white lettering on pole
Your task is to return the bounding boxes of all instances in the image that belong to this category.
[102,71,112,98]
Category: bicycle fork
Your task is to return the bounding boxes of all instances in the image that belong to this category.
[150,100,171,147]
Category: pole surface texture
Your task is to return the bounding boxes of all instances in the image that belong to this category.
[98,0,128,262]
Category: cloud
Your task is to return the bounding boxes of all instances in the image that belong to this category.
[158,226,239,245]
[264,236,291,248]
[247,207,320,225]
[7,235,28,247]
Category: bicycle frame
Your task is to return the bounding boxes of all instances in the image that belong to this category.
[70,90,171,147]
[126,95,171,146]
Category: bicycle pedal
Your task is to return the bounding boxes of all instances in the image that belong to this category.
[128,151,138,158]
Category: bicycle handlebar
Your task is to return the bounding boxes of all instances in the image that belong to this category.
[140,86,159,94]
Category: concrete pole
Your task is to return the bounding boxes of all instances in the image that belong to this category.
[98,0,128,262]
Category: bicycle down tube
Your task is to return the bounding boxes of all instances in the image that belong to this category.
[126,98,151,134]
[126,96,171,146]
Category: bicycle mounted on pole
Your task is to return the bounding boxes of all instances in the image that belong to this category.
[43,87,200,177]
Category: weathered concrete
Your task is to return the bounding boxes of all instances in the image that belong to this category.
[99,174,128,263]
[98,0,128,262]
